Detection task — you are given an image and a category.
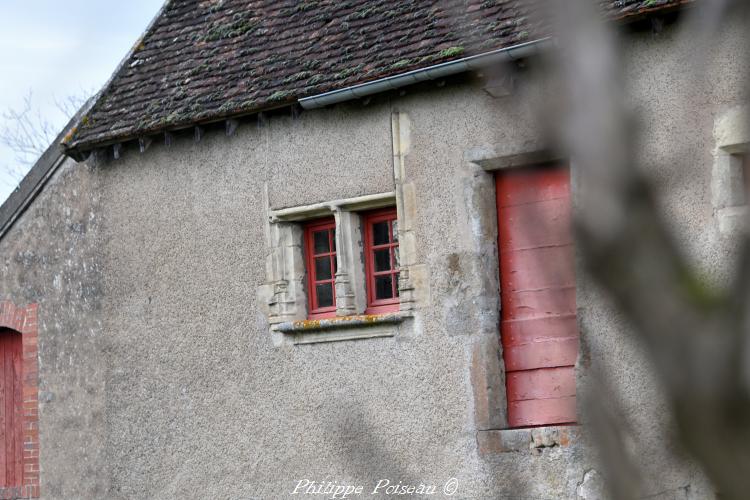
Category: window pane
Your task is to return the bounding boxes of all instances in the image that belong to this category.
[392,219,398,242]
[374,249,391,272]
[375,275,393,300]
[316,283,334,308]
[315,256,331,280]
[392,246,400,269]
[373,221,389,245]
[313,230,330,254]
[394,272,400,297]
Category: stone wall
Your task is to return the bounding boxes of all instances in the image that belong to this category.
[0,20,747,499]
[0,158,108,498]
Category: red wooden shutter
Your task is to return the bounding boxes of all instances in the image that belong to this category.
[496,165,578,428]
[0,329,23,488]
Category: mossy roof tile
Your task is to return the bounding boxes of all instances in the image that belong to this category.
[65,0,690,150]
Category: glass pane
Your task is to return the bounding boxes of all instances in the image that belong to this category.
[392,219,398,242]
[374,249,391,272]
[313,230,330,254]
[373,221,389,245]
[392,246,400,269]
[316,283,334,308]
[315,256,331,280]
[394,272,400,297]
[375,275,393,300]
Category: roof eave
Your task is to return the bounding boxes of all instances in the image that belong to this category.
[62,38,554,157]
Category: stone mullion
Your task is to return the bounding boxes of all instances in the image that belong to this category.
[333,209,366,316]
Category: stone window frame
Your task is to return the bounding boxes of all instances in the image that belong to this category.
[260,112,424,346]
[262,191,415,346]
[0,301,40,499]
[463,143,578,456]
[712,105,750,235]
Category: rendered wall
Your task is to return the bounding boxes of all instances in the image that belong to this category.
[0,20,746,499]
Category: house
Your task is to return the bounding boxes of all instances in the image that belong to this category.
[0,0,745,498]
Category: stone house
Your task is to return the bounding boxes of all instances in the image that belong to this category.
[0,0,746,498]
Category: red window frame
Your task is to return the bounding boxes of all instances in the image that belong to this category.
[304,218,337,319]
[363,208,400,314]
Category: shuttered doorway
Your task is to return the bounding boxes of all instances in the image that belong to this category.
[0,329,23,488]
[495,165,578,428]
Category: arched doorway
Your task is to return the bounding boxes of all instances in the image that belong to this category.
[0,328,22,489]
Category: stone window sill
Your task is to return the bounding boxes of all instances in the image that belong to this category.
[272,313,410,345]
[477,425,578,456]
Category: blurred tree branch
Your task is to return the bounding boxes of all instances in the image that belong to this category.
[553,0,750,498]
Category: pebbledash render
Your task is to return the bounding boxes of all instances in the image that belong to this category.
[0,1,746,498]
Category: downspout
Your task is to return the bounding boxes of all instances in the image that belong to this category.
[299,37,553,109]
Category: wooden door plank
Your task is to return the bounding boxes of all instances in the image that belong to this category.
[503,338,579,371]
[498,198,573,251]
[508,396,577,428]
[499,245,576,292]
[500,286,577,321]
[496,167,570,207]
[0,335,7,486]
[0,331,23,488]
[11,337,22,487]
[506,366,576,402]
[4,334,12,486]
[501,314,578,346]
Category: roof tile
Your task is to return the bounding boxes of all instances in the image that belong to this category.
[66,0,688,150]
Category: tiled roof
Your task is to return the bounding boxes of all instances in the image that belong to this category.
[606,0,686,18]
[64,0,689,151]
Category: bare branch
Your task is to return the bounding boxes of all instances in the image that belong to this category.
[0,88,92,189]
[52,90,91,120]
[0,91,53,165]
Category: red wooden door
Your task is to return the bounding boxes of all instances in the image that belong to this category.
[496,165,578,428]
[0,329,23,488]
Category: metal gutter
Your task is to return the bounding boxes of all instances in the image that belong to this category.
[299,38,553,109]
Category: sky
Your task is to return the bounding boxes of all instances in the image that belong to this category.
[0,0,164,203]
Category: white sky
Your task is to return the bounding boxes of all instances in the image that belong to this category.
[0,0,164,203]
